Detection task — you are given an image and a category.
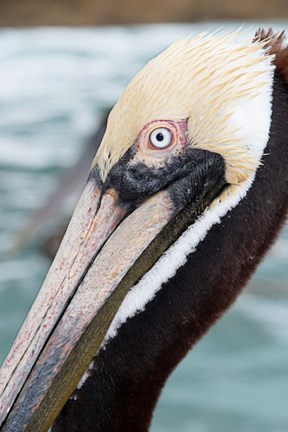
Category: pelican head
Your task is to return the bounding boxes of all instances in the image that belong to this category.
[1,29,287,432]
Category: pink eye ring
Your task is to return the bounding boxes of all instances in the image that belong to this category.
[149,127,173,149]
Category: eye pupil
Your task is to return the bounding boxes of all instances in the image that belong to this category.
[156,133,164,142]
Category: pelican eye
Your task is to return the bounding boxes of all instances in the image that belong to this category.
[149,127,173,149]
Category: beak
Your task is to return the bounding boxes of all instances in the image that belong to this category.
[0,174,179,432]
[0,150,225,431]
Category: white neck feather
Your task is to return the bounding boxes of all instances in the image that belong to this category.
[104,67,274,343]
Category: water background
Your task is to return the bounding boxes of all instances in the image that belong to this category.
[0,23,287,431]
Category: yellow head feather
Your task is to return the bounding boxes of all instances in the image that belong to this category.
[94,30,274,185]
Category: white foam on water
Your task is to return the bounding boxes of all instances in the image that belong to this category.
[237,294,288,343]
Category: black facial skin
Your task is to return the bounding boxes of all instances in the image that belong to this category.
[94,144,226,213]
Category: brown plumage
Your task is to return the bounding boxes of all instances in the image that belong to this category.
[254,28,288,80]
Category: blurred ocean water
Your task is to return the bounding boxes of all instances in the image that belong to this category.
[0,23,287,431]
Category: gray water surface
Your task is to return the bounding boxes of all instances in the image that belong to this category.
[0,23,287,431]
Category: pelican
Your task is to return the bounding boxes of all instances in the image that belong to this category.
[0,28,288,432]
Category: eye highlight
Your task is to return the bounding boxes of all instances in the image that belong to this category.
[149,128,173,149]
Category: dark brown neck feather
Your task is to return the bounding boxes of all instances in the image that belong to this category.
[53,67,288,432]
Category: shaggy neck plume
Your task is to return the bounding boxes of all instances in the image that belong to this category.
[52,71,288,432]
